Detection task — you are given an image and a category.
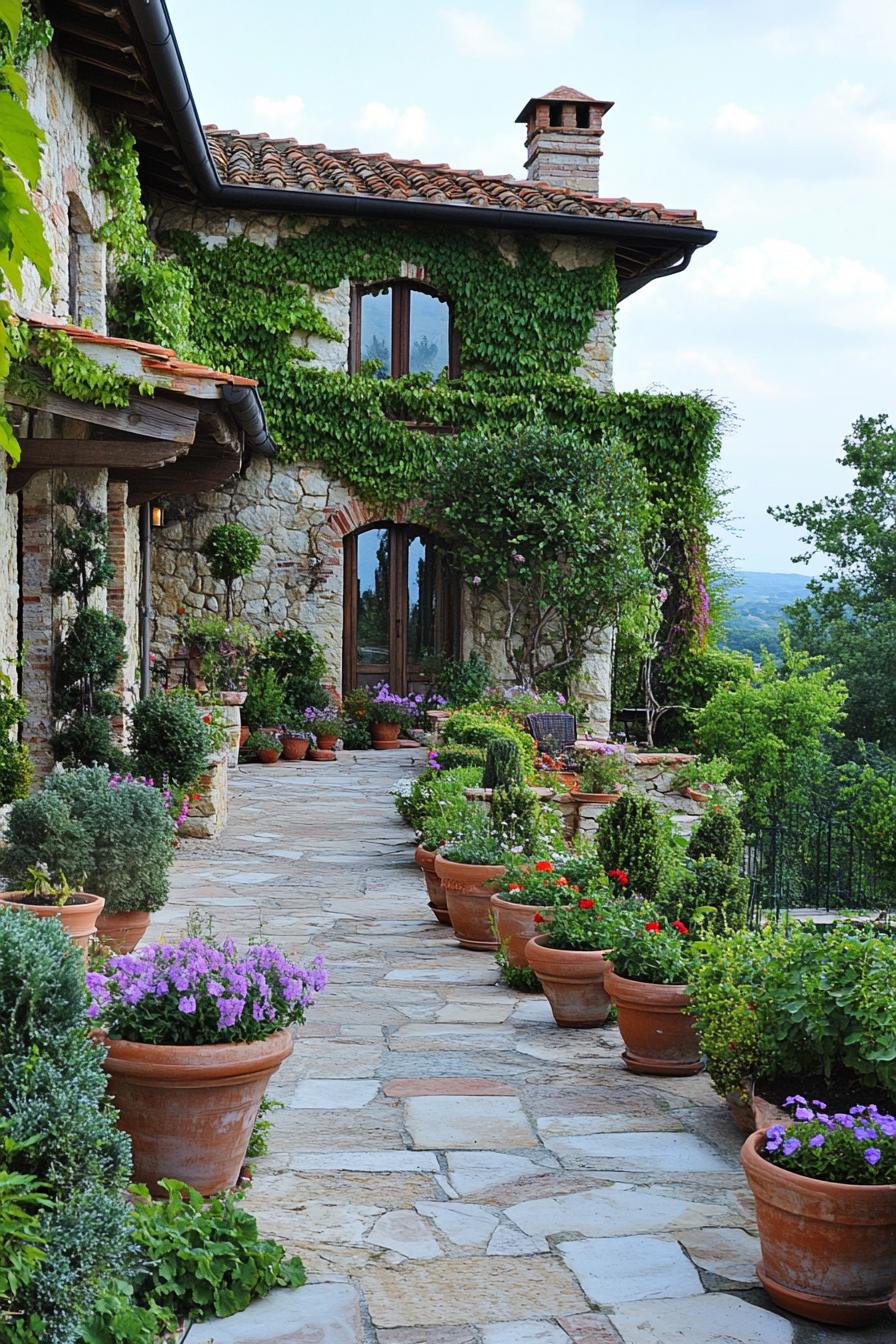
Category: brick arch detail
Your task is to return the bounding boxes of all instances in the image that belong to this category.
[314,498,414,584]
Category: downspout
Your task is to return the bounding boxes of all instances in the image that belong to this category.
[139,501,153,697]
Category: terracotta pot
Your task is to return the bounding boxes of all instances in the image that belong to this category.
[434,855,506,950]
[308,748,337,762]
[256,747,281,764]
[371,721,401,748]
[0,890,104,963]
[525,934,612,1026]
[540,770,578,792]
[741,1129,896,1326]
[683,785,711,804]
[239,724,250,748]
[604,967,702,1075]
[415,845,450,925]
[726,1082,790,1136]
[569,790,622,805]
[490,895,560,969]
[95,908,151,955]
[315,733,339,751]
[102,1029,293,1196]
[282,736,310,761]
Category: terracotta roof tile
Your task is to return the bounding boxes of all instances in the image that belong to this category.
[204,127,703,228]
[26,316,257,388]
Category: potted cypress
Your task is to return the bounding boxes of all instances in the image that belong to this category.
[88,930,327,1195]
[741,1098,896,1326]
[604,919,703,1075]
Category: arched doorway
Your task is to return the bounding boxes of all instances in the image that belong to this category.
[342,523,460,695]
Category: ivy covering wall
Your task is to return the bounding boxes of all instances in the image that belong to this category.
[68,121,722,654]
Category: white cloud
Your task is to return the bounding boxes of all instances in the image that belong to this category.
[759,0,896,58]
[525,0,583,41]
[690,238,896,330]
[440,8,515,59]
[250,94,310,138]
[675,348,785,401]
[356,102,430,153]
[714,102,760,136]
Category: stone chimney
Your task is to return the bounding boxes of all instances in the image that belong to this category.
[515,86,614,194]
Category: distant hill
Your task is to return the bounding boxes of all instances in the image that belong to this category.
[717,571,812,659]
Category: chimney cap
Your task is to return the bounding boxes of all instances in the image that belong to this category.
[515,87,614,124]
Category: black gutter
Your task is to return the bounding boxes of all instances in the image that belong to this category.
[220,383,276,458]
[126,0,716,264]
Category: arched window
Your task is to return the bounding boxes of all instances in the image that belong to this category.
[350,281,458,380]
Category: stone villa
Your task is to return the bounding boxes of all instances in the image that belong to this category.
[1,0,715,770]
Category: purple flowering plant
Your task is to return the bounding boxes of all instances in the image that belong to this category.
[762,1098,896,1185]
[87,935,327,1047]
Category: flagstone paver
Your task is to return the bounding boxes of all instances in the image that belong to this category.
[158,753,893,1343]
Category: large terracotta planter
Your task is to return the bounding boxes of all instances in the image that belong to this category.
[282,736,310,761]
[490,895,559,969]
[372,721,401,748]
[604,968,702,1075]
[239,724,250,748]
[0,889,104,962]
[741,1129,896,1326]
[434,855,506,950]
[525,934,612,1026]
[95,908,151,955]
[316,733,339,751]
[256,747,281,764]
[415,845,450,925]
[102,1028,293,1195]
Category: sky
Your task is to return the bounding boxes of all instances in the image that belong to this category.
[166,0,896,574]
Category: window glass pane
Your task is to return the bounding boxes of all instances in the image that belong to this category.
[409,290,449,380]
[407,532,437,664]
[357,529,390,666]
[360,290,392,378]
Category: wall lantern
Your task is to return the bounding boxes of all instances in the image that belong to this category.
[150,504,165,528]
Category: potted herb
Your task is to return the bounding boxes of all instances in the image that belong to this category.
[671,755,735,804]
[245,731,282,764]
[1,766,179,955]
[302,706,343,753]
[741,1099,896,1326]
[281,725,313,761]
[525,890,633,1027]
[570,743,629,803]
[604,919,702,1075]
[88,931,327,1194]
[434,804,508,950]
[0,862,103,960]
[490,858,579,969]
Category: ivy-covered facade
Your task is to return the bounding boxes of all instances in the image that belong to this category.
[2,7,719,764]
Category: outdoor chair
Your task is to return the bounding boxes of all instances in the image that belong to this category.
[524,711,578,754]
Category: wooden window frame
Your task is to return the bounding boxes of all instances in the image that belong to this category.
[349,280,460,378]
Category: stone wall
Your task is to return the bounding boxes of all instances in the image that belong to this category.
[148,205,617,722]
[19,45,108,326]
[0,457,17,676]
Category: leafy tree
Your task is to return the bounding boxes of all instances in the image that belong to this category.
[200,522,261,620]
[694,638,847,830]
[0,0,52,462]
[423,419,651,689]
[771,416,896,749]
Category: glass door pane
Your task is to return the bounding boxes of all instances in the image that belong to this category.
[407,531,437,667]
[356,528,390,678]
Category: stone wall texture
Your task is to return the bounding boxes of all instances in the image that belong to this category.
[0,458,18,675]
[148,207,617,729]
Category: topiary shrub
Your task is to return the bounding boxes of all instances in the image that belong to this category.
[594,793,669,900]
[687,806,744,867]
[661,855,749,934]
[441,709,534,779]
[129,690,211,787]
[0,911,132,1343]
[2,767,176,915]
[49,710,128,771]
[428,743,486,772]
[483,738,523,792]
[200,522,261,619]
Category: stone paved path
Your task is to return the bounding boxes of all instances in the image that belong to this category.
[156,753,891,1344]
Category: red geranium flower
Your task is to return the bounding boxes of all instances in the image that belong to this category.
[555,876,569,886]
[644,921,662,933]
[672,920,689,935]
[608,869,629,885]
[508,883,523,892]
[202,714,212,723]
[533,912,545,924]
[578,898,594,909]
[535,860,553,872]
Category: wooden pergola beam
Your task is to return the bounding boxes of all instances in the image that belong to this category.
[15,439,189,470]
[7,387,199,443]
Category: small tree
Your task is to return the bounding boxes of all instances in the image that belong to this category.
[200,523,261,619]
[423,420,651,690]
